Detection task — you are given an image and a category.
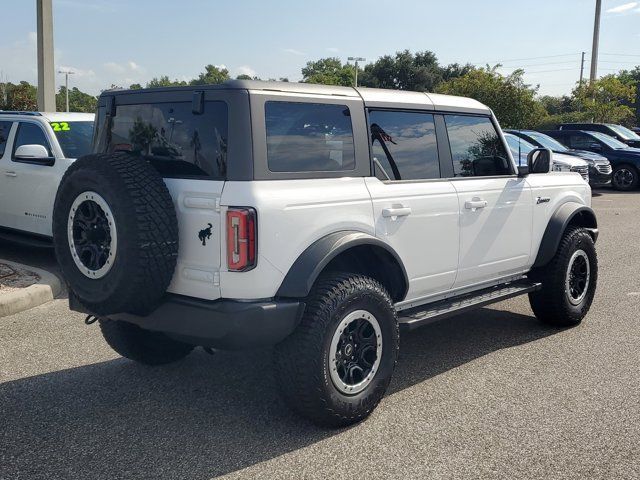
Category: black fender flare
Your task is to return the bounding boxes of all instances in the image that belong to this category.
[276,231,409,299]
[533,202,598,268]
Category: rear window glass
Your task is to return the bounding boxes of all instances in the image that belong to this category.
[265,101,355,172]
[107,101,228,179]
[0,121,11,156]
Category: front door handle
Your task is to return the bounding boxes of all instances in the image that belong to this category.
[465,199,488,210]
[382,206,412,218]
[4,171,17,177]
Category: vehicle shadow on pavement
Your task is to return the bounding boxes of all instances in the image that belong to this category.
[0,308,557,480]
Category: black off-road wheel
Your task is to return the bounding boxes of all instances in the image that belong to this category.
[53,153,178,316]
[274,273,399,427]
[529,227,598,327]
[611,164,638,191]
[99,319,194,365]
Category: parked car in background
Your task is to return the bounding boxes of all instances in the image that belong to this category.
[558,123,640,148]
[503,133,589,182]
[506,129,611,187]
[0,111,95,242]
[545,129,640,191]
[631,127,640,135]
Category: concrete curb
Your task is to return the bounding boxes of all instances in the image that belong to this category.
[0,260,63,318]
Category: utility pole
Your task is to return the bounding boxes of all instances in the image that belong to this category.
[347,56,366,87]
[579,51,586,86]
[589,0,602,84]
[36,0,56,111]
[58,69,75,112]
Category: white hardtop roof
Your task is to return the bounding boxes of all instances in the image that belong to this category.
[38,112,95,122]
[229,80,491,115]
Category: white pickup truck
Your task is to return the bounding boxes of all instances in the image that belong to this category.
[50,81,598,427]
[0,111,94,243]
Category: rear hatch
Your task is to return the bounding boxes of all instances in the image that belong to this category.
[98,95,229,300]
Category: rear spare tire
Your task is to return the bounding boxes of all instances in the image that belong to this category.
[53,153,178,315]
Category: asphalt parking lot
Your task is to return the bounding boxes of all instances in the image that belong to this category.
[1,189,639,480]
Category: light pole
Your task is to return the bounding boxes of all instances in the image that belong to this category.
[589,0,602,83]
[37,0,56,111]
[58,69,75,112]
[347,56,366,87]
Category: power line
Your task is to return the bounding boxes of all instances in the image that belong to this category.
[601,52,640,58]
[472,52,583,65]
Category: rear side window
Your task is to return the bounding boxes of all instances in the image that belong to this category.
[369,110,439,181]
[567,134,593,150]
[0,121,11,156]
[265,101,355,172]
[107,101,228,179]
[13,123,52,157]
[444,115,511,177]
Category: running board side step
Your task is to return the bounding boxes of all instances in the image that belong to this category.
[397,280,542,331]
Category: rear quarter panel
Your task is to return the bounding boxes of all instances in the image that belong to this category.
[219,178,375,299]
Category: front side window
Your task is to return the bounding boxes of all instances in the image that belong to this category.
[265,101,355,172]
[445,115,511,177]
[13,122,52,157]
[369,110,439,181]
[108,101,228,179]
[0,121,12,156]
[50,121,94,159]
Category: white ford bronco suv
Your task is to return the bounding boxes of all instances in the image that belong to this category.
[0,111,94,244]
[53,81,598,427]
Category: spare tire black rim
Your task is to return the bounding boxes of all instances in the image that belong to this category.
[329,310,382,395]
[67,191,117,279]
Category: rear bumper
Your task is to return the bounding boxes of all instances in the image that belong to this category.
[70,293,305,350]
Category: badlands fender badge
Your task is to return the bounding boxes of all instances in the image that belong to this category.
[536,196,551,204]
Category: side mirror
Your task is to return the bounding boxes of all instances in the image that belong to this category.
[527,148,553,174]
[517,165,529,177]
[14,144,54,165]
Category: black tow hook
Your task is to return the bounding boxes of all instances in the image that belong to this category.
[84,314,99,325]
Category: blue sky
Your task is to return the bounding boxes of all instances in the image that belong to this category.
[2,0,639,96]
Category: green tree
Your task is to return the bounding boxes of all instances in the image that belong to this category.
[573,75,635,125]
[0,81,37,111]
[359,50,443,91]
[190,65,230,85]
[301,58,355,86]
[436,67,547,129]
[55,86,97,113]
[146,76,187,88]
[128,83,143,90]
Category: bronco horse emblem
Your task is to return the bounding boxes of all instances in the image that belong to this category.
[198,223,213,246]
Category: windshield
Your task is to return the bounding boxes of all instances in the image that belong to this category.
[50,121,94,158]
[504,133,535,155]
[589,131,629,149]
[526,132,568,152]
[608,124,640,140]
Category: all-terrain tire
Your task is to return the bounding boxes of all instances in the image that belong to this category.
[99,319,194,365]
[611,164,639,191]
[53,153,178,315]
[274,272,399,427]
[528,227,597,327]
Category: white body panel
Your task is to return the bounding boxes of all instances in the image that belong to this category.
[219,178,375,299]
[365,177,459,300]
[164,179,225,300]
[452,177,533,288]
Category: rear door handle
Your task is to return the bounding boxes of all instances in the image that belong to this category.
[465,199,488,210]
[4,171,17,177]
[382,206,412,218]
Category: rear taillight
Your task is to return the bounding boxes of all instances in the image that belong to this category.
[226,207,256,272]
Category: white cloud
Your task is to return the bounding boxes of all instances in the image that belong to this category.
[283,48,305,56]
[235,65,256,77]
[606,2,638,13]
[326,47,340,53]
